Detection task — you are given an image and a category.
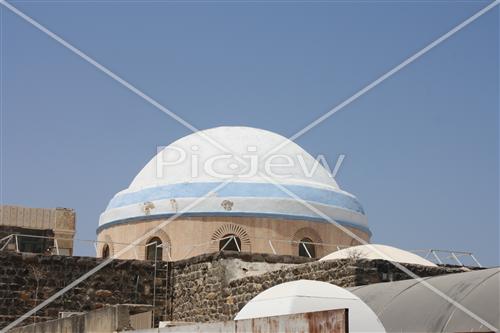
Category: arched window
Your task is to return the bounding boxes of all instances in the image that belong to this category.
[102,244,110,258]
[298,238,315,258]
[219,234,241,252]
[146,237,163,261]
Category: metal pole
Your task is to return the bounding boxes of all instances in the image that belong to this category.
[302,242,312,258]
[0,234,12,244]
[54,239,60,255]
[450,252,463,266]
[219,236,232,251]
[0,234,13,251]
[268,240,276,254]
[470,254,482,268]
[15,235,19,252]
[152,241,158,328]
[431,250,443,265]
[234,236,241,252]
[165,262,169,321]
[423,249,432,260]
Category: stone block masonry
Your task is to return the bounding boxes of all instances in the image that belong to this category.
[169,253,466,322]
[0,250,466,330]
[0,252,162,329]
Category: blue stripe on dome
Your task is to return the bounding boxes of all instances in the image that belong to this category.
[96,212,372,236]
[106,182,365,215]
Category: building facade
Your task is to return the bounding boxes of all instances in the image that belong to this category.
[0,205,75,255]
[97,127,371,260]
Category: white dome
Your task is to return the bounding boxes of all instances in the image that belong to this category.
[235,280,386,333]
[320,244,437,267]
[99,126,369,235]
[129,126,339,192]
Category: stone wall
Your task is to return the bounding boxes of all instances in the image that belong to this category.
[0,252,162,330]
[0,250,466,330]
[167,252,313,322]
[169,253,466,322]
[0,251,305,330]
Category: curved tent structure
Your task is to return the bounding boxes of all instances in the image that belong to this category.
[351,268,499,332]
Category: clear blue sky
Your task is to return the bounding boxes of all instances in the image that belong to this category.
[2,0,498,265]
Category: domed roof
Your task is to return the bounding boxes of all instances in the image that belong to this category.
[98,126,369,235]
[235,280,386,333]
[129,126,339,191]
[320,244,437,267]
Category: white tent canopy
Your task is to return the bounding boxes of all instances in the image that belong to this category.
[235,280,386,333]
[320,244,437,267]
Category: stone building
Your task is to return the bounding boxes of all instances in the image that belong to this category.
[97,126,371,261]
[0,205,75,255]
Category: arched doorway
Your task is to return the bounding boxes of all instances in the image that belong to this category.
[219,234,241,252]
[146,237,163,261]
[298,238,315,258]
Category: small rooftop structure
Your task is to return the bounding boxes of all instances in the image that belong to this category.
[320,244,437,267]
[0,205,75,255]
[235,279,386,333]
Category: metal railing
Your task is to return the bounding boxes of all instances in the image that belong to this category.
[411,249,482,267]
[0,233,483,267]
[0,233,61,254]
[0,233,350,260]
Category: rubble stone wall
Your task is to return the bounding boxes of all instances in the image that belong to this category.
[0,251,465,329]
[169,254,464,322]
[0,252,161,329]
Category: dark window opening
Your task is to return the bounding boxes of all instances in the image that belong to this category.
[219,234,241,252]
[4,229,55,254]
[102,244,110,258]
[18,236,47,254]
[146,237,163,261]
[298,238,315,258]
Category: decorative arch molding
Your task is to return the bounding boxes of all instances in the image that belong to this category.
[292,227,322,244]
[143,228,172,260]
[210,224,251,252]
[292,227,323,258]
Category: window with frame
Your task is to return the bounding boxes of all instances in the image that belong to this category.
[146,237,163,261]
